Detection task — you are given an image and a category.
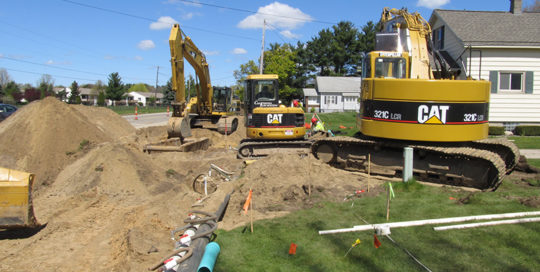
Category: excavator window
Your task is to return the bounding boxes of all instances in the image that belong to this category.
[375,57,407,79]
[254,81,276,101]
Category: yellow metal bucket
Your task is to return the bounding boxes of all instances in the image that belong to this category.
[0,167,39,229]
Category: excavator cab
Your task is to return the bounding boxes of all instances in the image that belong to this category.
[362,51,409,79]
[212,86,232,114]
[0,167,39,229]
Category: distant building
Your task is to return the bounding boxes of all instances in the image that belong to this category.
[53,87,98,105]
[127,92,163,106]
[429,0,540,129]
[303,76,361,113]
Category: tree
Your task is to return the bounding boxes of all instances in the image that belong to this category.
[233,60,259,86]
[186,74,197,99]
[68,81,81,104]
[23,87,41,102]
[56,88,68,101]
[97,91,106,106]
[163,78,175,105]
[127,83,149,93]
[264,43,297,88]
[105,72,125,105]
[92,80,105,96]
[0,68,11,89]
[358,21,379,53]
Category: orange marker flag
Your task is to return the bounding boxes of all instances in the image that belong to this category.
[288,243,297,255]
[374,234,382,249]
[243,189,253,215]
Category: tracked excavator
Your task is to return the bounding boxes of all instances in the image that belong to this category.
[145,24,238,153]
[311,8,519,190]
[166,24,238,140]
[237,74,313,158]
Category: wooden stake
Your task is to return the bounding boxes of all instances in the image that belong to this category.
[367,154,371,192]
[250,192,254,233]
[386,184,391,221]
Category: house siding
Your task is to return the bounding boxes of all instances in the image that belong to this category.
[431,14,540,125]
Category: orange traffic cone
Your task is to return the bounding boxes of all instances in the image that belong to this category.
[135,106,138,120]
[167,105,170,117]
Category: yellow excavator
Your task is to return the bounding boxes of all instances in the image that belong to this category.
[167,24,238,141]
[236,74,312,158]
[0,167,39,229]
[311,8,519,190]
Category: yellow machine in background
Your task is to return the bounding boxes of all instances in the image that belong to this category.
[167,24,238,140]
[312,8,519,190]
[237,74,311,158]
[0,167,39,229]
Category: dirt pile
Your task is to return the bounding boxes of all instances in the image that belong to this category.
[0,103,378,271]
[0,97,135,188]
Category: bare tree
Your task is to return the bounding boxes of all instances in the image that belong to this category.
[38,74,55,87]
[0,68,11,89]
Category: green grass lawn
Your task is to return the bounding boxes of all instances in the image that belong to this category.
[305,112,359,136]
[108,105,168,115]
[214,179,540,271]
[508,136,540,149]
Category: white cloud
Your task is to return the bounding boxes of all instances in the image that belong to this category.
[134,56,143,61]
[417,0,450,9]
[280,30,299,39]
[182,12,194,20]
[237,2,312,30]
[150,16,179,30]
[137,40,156,50]
[232,48,247,55]
[45,59,71,65]
[203,50,219,56]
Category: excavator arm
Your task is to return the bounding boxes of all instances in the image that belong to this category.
[169,24,213,117]
[167,24,215,139]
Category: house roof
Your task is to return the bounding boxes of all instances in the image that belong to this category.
[302,88,318,96]
[315,76,361,93]
[430,10,540,47]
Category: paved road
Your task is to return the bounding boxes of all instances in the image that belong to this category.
[123,112,169,129]
[520,149,540,159]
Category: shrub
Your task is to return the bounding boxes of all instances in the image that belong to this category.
[488,126,505,135]
[514,126,540,136]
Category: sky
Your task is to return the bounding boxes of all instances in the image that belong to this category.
[0,0,532,88]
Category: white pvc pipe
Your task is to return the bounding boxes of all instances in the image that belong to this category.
[319,211,540,235]
[433,217,540,231]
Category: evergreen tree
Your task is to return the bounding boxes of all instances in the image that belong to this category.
[68,81,81,104]
[163,78,175,105]
[97,91,106,106]
[105,72,125,105]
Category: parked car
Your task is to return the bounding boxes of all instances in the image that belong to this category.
[0,103,18,122]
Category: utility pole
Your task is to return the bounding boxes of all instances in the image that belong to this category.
[154,66,159,106]
[259,19,266,74]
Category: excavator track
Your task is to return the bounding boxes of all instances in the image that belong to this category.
[311,136,508,190]
[472,138,520,174]
[237,139,313,159]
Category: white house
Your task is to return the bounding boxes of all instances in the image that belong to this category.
[53,87,98,105]
[127,92,163,106]
[303,76,361,113]
[429,0,540,129]
[302,88,320,112]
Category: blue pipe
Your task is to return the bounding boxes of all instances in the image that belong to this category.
[197,242,221,272]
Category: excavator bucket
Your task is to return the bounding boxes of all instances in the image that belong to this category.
[0,167,39,229]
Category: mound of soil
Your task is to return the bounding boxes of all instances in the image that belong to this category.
[0,97,134,189]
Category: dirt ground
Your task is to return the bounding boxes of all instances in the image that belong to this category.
[0,98,385,271]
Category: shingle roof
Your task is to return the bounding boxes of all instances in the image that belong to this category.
[315,76,361,93]
[430,10,540,47]
[132,92,164,98]
[302,88,318,96]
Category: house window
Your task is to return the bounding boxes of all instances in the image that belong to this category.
[344,96,355,102]
[499,72,524,92]
[325,95,337,105]
[433,26,444,50]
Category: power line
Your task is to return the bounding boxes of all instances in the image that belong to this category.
[3,66,98,82]
[1,55,154,81]
[177,0,337,25]
[60,0,258,41]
